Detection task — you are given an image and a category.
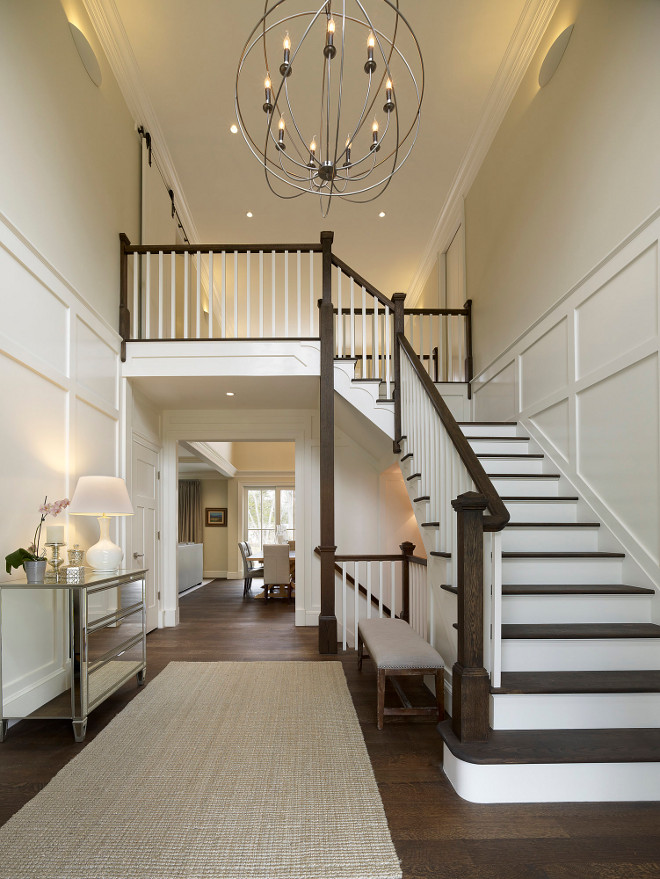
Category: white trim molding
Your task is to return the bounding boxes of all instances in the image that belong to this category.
[408,0,561,304]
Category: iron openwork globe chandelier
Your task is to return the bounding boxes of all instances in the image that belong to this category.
[235,0,424,216]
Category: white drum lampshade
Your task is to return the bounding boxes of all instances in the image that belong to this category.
[68,476,134,571]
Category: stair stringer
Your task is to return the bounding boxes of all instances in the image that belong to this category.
[333,359,394,439]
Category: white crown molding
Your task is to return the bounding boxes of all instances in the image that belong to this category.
[82,0,200,243]
[407,0,561,305]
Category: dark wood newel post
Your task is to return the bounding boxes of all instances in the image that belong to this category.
[392,292,406,453]
[119,233,131,363]
[318,230,337,654]
[464,299,473,399]
[399,541,415,622]
[450,491,490,742]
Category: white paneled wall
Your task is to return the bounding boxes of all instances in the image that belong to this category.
[473,211,660,593]
[0,214,121,716]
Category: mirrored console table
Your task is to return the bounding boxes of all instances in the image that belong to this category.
[0,568,147,742]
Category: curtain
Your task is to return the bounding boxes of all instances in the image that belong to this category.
[178,480,203,543]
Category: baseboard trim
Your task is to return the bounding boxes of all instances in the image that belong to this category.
[2,666,69,718]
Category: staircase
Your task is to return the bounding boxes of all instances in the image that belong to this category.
[400,418,660,803]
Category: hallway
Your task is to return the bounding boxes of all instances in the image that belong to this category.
[1,579,659,877]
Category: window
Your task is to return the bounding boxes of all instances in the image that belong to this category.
[246,486,295,555]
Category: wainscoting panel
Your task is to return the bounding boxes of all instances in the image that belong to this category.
[520,318,568,410]
[473,210,660,589]
[0,213,121,717]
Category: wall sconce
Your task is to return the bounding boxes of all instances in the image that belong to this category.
[69,22,102,87]
[539,24,574,88]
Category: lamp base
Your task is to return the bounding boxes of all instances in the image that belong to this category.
[86,516,123,572]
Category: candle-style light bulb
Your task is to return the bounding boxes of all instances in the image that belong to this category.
[308,136,317,168]
[277,117,286,150]
[343,133,352,167]
[324,17,336,58]
[263,75,273,113]
[365,32,376,73]
[280,32,292,76]
[371,118,379,151]
[384,77,394,113]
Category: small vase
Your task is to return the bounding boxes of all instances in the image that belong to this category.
[24,559,47,584]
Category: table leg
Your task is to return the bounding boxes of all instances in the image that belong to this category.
[72,718,87,742]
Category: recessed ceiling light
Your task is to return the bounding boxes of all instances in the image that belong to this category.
[378,211,386,218]
[246,211,253,218]
[230,124,238,134]
[226,392,235,396]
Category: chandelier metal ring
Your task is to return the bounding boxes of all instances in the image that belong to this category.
[235,0,424,216]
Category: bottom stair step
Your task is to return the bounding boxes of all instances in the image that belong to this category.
[493,670,660,694]
[439,720,660,765]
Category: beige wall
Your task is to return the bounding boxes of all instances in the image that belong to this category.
[465,0,660,373]
[0,0,140,325]
[201,479,229,576]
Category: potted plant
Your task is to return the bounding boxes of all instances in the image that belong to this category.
[5,496,70,583]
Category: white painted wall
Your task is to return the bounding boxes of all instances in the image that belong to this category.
[0,1,139,717]
[465,0,660,374]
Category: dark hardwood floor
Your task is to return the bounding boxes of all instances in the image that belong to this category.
[2,579,660,878]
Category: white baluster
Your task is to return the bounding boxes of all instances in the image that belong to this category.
[233,251,238,338]
[271,251,276,336]
[170,251,176,339]
[337,268,343,357]
[221,251,226,339]
[196,251,201,339]
[132,253,139,338]
[158,251,164,340]
[309,250,314,336]
[361,287,367,379]
[284,251,289,337]
[297,250,302,336]
[244,251,250,338]
[373,297,380,382]
[183,251,189,339]
[342,562,347,651]
[208,251,214,339]
[379,561,384,617]
[491,531,503,688]
[350,277,355,359]
[354,561,359,649]
[366,563,372,619]
[145,252,151,339]
[385,305,391,399]
[259,251,264,338]
[391,561,396,618]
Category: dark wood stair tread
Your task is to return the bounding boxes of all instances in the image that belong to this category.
[503,583,654,595]
[413,495,430,503]
[505,522,600,528]
[468,436,530,442]
[502,551,624,558]
[400,452,413,462]
[491,473,560,479]
[430,551,451,558]
[438,720,660,765]
[440,584,457,594]
[352,377,381,382]
[502,623,660,639]
[421,522,439,528]
[458,421,518,426]
[501,496,578,501]
[406,472,421,481]
[477,453,544,459]
[493,670,660,695]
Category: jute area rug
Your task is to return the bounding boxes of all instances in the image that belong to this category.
[0,661,401,879]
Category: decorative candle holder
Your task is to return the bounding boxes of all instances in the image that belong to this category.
[68,544,85,566]
[45,542,65,580]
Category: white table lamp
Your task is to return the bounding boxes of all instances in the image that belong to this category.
[68,476,134,571]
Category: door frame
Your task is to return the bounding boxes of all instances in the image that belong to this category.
[131,435,161,631]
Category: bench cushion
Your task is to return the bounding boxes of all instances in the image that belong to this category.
[358,618,444,669]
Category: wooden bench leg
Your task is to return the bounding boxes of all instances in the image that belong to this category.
[357,633,364,671]
[377,669,386,730]
[435,669,445,722]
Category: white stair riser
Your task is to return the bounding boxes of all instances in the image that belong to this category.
[491,692,660,730]
[502,557,622,584]
[443,749,660,803]
[502,528,600,552]
[480,457,545,475]
[491,478,559,497]
[469,439,531,455]
[502,594,652,625]
[459,424,519,438]
[505,501,578,522]
[502,638,660,671]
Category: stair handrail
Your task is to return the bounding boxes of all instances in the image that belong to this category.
[329,254,395,310]
[397,333,509,532]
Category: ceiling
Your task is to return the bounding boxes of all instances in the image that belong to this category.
[104,0,535,298]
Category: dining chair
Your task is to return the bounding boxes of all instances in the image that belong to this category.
[239,541,264,598]
[263,543,293,602]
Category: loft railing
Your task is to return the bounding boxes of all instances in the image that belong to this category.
[397,334,509,742]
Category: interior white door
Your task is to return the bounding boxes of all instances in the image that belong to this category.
[132,440,159,632]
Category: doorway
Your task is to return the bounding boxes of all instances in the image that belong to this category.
[131,439,160,632]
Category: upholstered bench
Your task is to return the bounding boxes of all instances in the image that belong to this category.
[357,618,445,730]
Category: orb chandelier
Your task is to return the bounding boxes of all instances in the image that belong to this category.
[235,0,424,216]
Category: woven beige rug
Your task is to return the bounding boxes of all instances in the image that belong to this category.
[0,661,401,879]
